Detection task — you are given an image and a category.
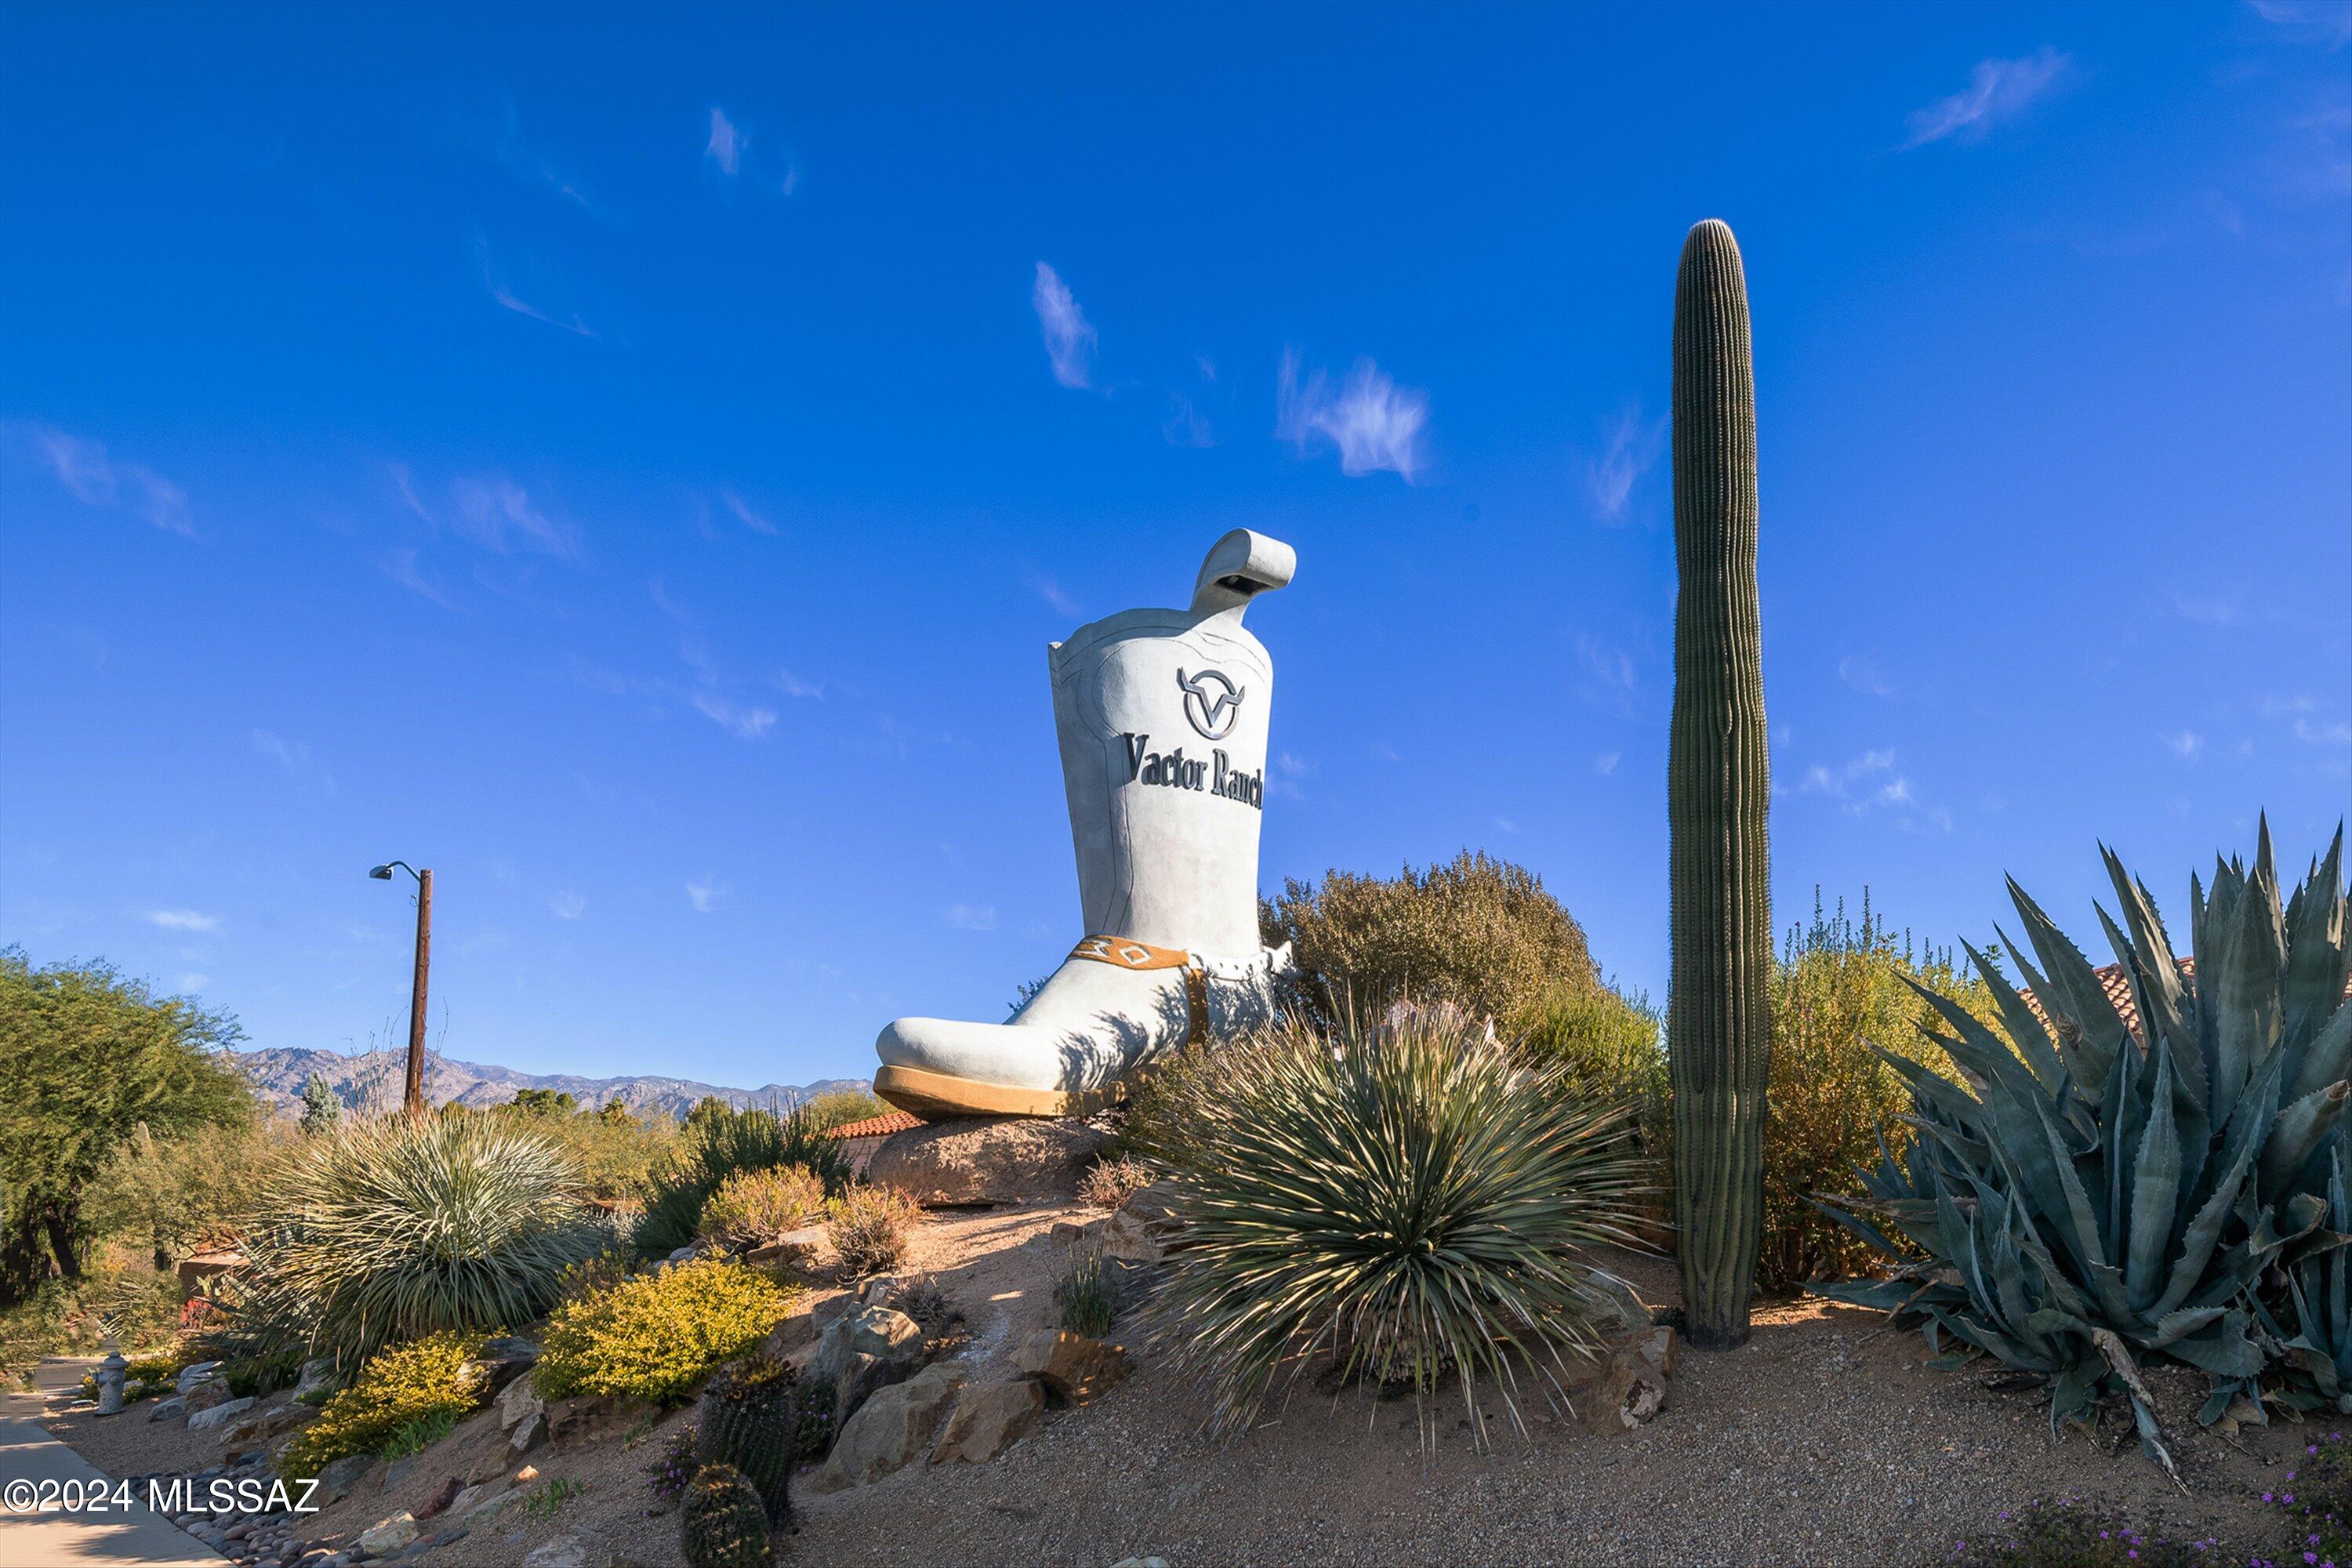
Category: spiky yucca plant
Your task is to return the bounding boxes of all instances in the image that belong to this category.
[1819,823,2350,1475]
[225,1109,607,1373]
[1149,1009,1652,1446]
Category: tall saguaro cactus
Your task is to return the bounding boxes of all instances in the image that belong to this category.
[1667,218,1772,1351]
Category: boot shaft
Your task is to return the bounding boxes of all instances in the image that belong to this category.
[1047,531,1293,957]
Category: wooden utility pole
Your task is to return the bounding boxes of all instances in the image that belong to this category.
[404,868,433,1114]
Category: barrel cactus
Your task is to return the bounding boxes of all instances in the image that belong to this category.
[1820,823,2351,1475]
[696,1354,797,1526]
[1667,217,1773,1350]
[680,1463,771,1568]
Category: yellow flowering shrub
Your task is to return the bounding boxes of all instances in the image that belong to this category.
[278,1332,485,1476]
[532,1258,797,1406]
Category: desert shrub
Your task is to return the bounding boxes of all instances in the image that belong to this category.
[1944,1494,2231,1565]
[554,1247,632,1304]
[635,1104,849,1257]
[279,1331,485,1475]
[826,1185,919,1277]
[87,1116,294,1270]
[646,1422,700,1505]
[697,1165,826,1249]
[1758,893,1993,1292]
[1149,1009,1651,1444]
[125,1352,181,1399]
[534,1258,798,1406]
[1261,851,1599,1026]
[223,1348,303,1398]
[797,1090,889,1133]
[1077,1157,1153,1211]
[1516,982,1668,1149]
[1106,1041,1226,1167]
[2261,1425,2352,1564]
[787,1378,836,1459]
[1051,1248,1116,1337]
[529,1104,677,1204]
[217,1109,608,1374]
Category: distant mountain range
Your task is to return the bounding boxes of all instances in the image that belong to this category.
[232,1046,869,1121]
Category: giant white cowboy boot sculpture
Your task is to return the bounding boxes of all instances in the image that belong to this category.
[873,529,1296,1119]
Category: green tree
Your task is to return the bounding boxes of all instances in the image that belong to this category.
[0,951,252,1306]
[595,1095,633,1126]
[299,1073,343,1134]
[508,1087,579,1117]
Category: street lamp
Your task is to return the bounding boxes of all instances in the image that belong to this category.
[369,860,433,1115]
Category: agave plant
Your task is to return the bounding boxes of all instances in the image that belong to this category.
[220,1109,609,1372]
[1818,822,2350,1475]
[1148,1008,1653,1446]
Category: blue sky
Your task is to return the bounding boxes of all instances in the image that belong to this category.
[3,4,2347,1091]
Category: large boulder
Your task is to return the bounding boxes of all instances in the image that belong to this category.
[356,1512,419,1555]
[804,1363,966,1493]
[1565,1341,1671,1436]
[309,1453,379,1504]
[463,1337,541,1398]
[866,1116,1110,1205]
[181,1376,234,1414]
[806,1306,924,1391]
[185,1396,256,1432]
[175,1361,223,1396]
[494,1374,545,1433]
[930,1377,1044,1465]
[1011,1331,1130,1406]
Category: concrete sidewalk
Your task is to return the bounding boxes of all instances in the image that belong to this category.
[0,1359,223,1566]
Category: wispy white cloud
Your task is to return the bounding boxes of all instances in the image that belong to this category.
[685,877,725,914]
[701,106,798,195]
[1027,571,1081,617]
[549,892,588,920]
[147,909,221,933]
[379,547,459,609]
[482,95,599,213]
[477,239,597,337]
[720,489,778,535]
[1163,394,1214,448]
[648,575,693,623]
[1572,633,1639,712]
[1838,652,1897,698]
[1276,350,1428,480]
[1494,815,1522,834]
[1904,48,2071,148]
[2245,0,2352,44]
[691,691,778,739]
[485,275,597,338]
[775,669,826,700]
[251,730,313,774]
[177,973,210,993]
[1582,405,1665,523]
[449,477,580,560]
[946,903,996,931]
[1032,263,1098,390]
[17,423,194,536]
[1801,747,1951,831]
[2163,728,2205,759]
[706,107,745,175]
[1595,752,1621,775]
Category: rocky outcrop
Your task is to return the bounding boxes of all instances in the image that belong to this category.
[310,1452,380,1503]
[1011,1331,1130,1406]
[495,1374,545,1432]
[866,1116,1110,1205]
[930,1377,1044,1465]
[805,1363,966,1493]
[807,1304,927,1423]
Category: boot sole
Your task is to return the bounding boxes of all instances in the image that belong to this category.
[873,1063,1120,1121]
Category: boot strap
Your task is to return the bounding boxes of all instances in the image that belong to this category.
[1067,935,1211,1048]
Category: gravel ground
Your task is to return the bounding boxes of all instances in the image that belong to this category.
[40,1207,2299,1568]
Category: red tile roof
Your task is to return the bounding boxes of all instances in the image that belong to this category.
[2025,956,2350,1041]
[822,1109,924,1141]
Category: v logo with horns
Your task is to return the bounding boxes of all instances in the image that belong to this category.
[1177,667,1246,741]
